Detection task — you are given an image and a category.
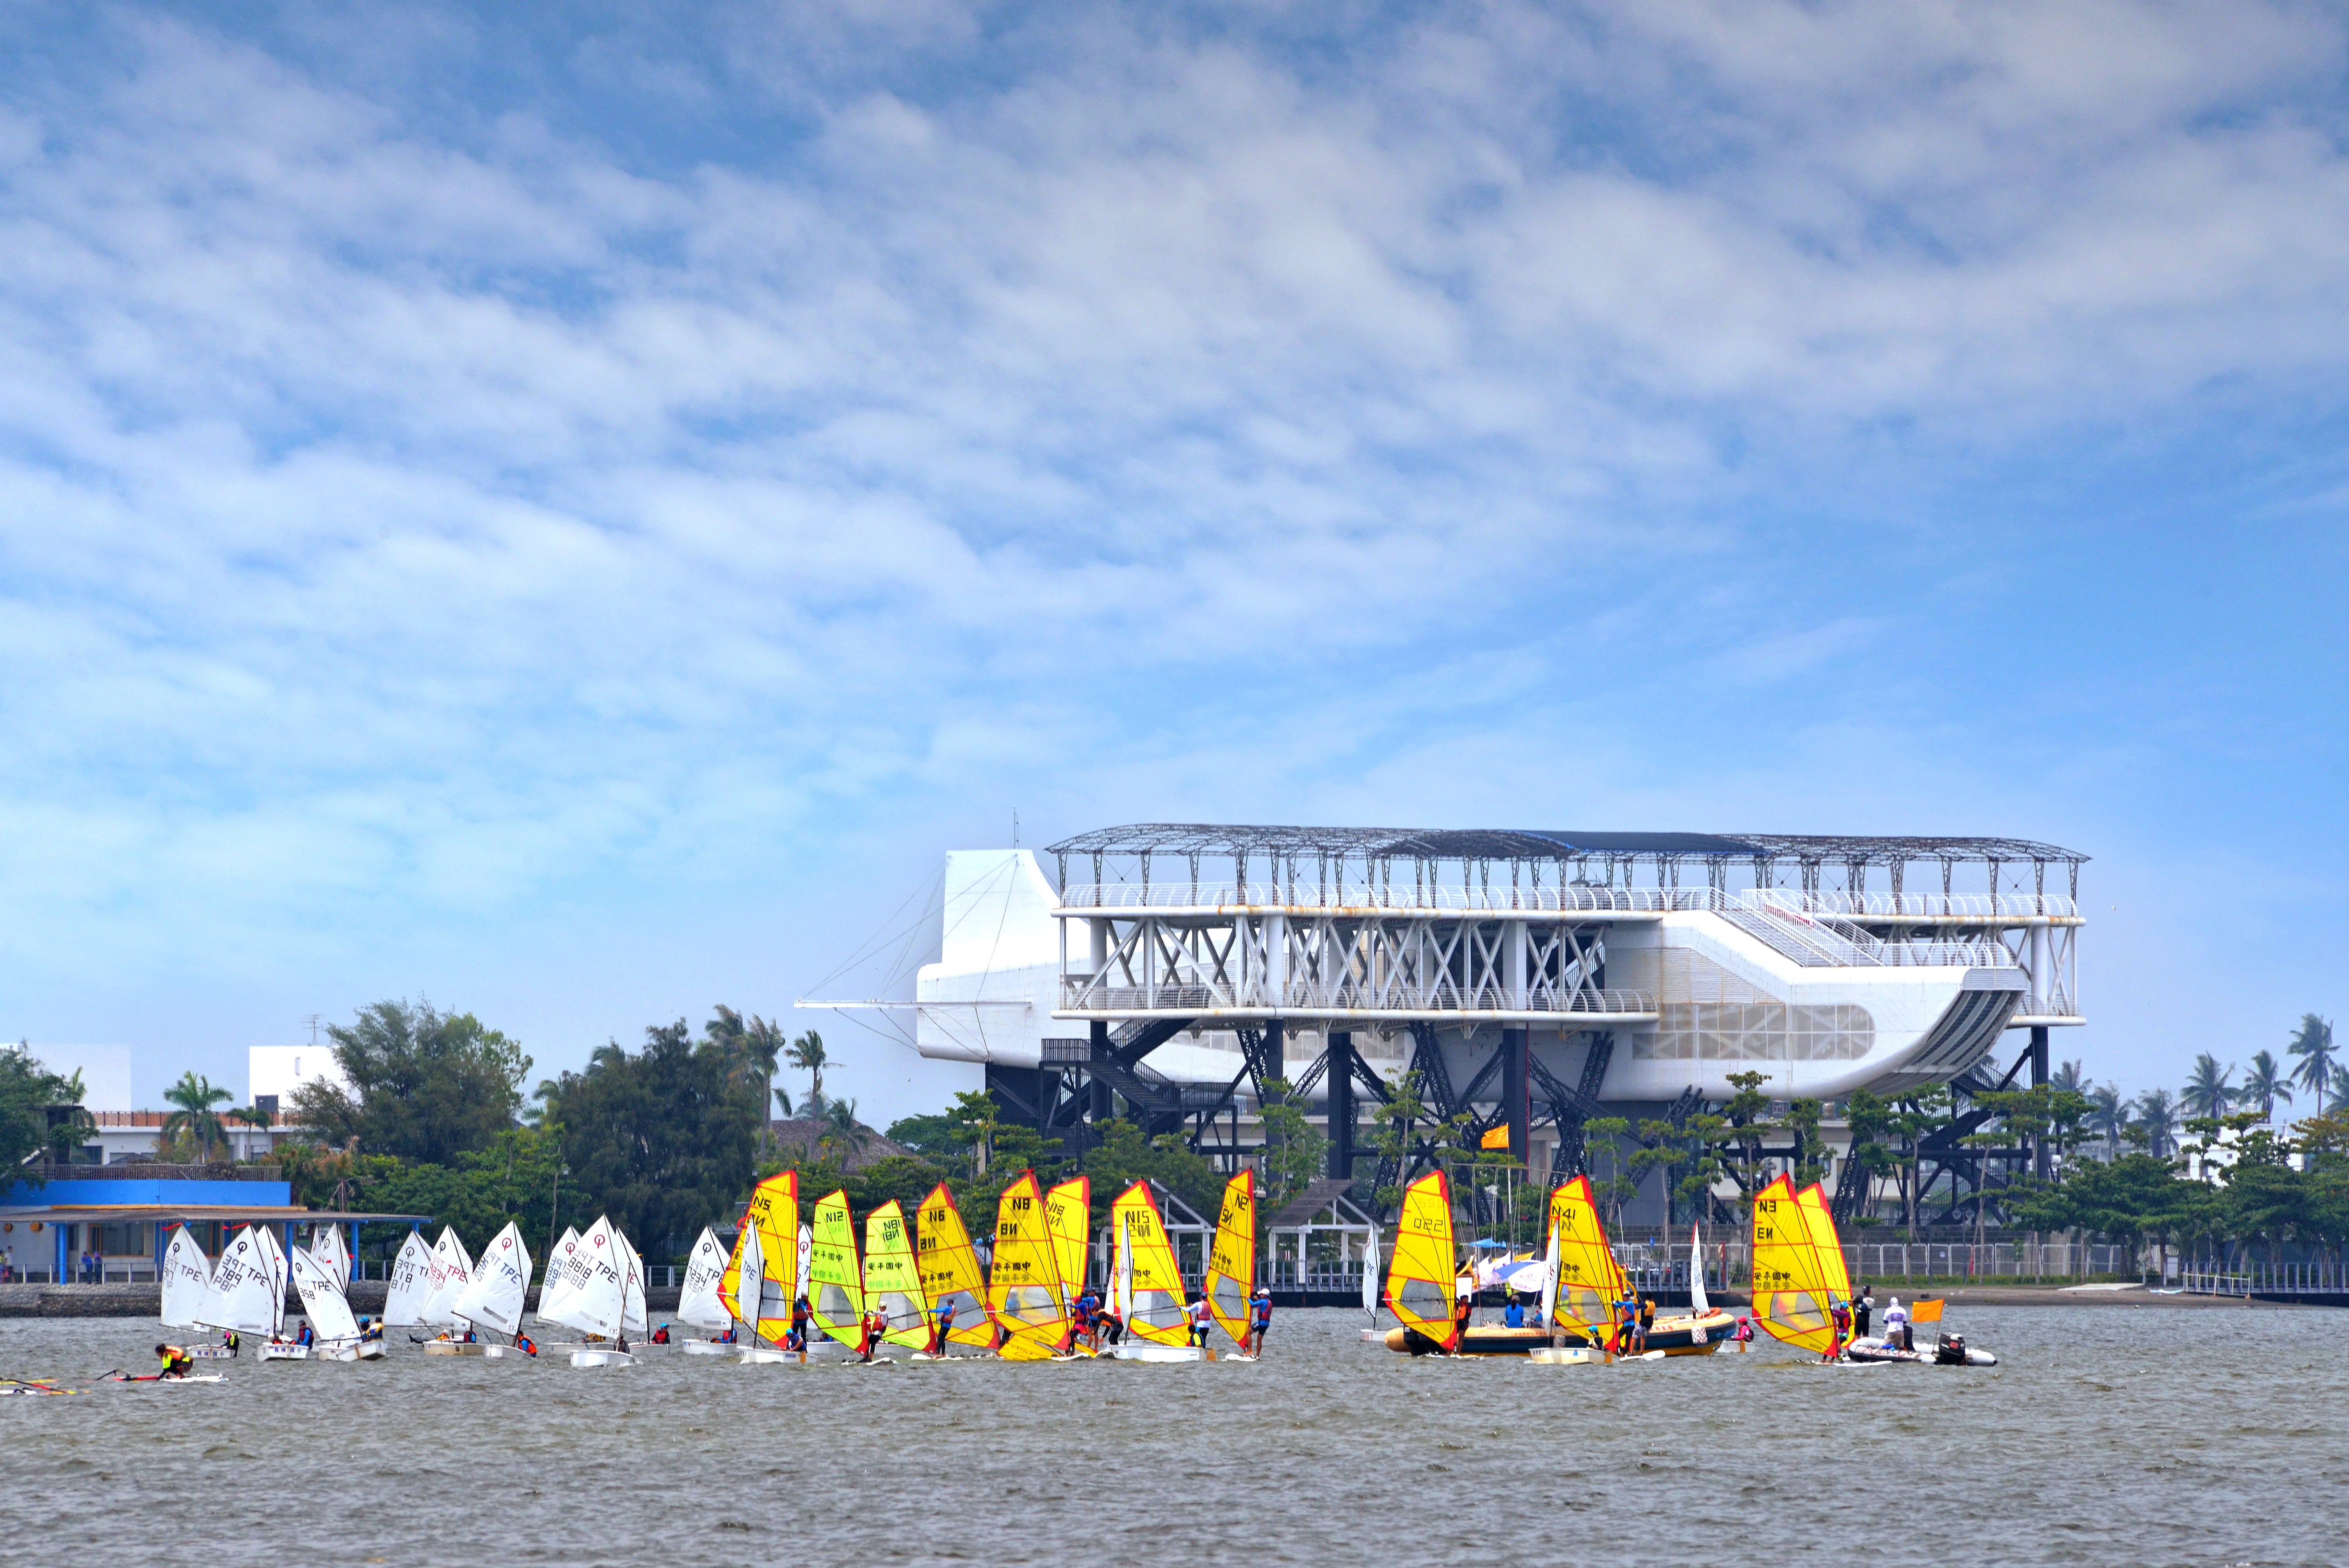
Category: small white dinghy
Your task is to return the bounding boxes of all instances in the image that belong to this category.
[570,1347,637,1368]
[260,1343,309,1361]
[540,1215,641,1368]
[292,1234,371,1363]
[1105,1343,1207,1362]
[450,1221,535,1357]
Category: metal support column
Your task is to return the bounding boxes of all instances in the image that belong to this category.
[2031,1024,2051,1181]
[1327,1030,1355,1181]
[1503,1027,1531,1164]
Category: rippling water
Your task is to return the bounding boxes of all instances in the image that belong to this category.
[7,1306,2342,1566]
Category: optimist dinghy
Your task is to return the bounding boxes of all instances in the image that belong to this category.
[539,1215,640,1367]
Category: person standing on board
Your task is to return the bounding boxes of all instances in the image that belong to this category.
[930,1297,956,1356]
[1186,1292,1214,1349]
[1636,1297,1656,1354]
[1882,1296,1909,1353]
[1853,1285,1873,1341]
[1247,1283,1273,1357]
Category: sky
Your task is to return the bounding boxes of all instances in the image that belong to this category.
[1,0,2345,1128]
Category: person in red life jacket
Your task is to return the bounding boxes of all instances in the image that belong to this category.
[154,1343,192,1379]
[1827,1297,1852,1362]
[650,1323,671,1345]
[513,1331,538,1358]
[1247,1284,1273,1357]
[1186,1292,1214,1349]
[1067,1288,1096,1353]
[854,1306,885,1363]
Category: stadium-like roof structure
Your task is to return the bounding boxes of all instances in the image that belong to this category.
[1046,825,2085,865]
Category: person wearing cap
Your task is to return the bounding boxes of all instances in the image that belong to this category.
[1246,1283,1273,1357]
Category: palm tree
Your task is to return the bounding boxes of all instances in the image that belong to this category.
[787,1031,829,1119]
[2239,1051,2291,1126]
[2287,1014,2335,1110]
[2051,1059,2087,1095]
[2331,1063,2349,1116]
[161,1072,233,1163]
[2133,1088,2180,1159]
[773,1085,795,1119]
[742,1014,786,1146]
[2086,1083,2128,1157]
[818,1097,869,1160]
[228,1104,274,1161]
[2182,1054,2236,1119]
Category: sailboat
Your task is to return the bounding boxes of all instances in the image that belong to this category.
[806,1188,866,1353]
[383,1231,436,1330]
[291,1241,380,1360]
[1749,1173,1836,1356]
[312,1225,351,1293]
[1203,1171,1255,1353]
[986,1169,1069,1360]
[864,1201,930,1357]
[1379,1169,1460,1354]
[449,1221,534,1357]
[677,1225,735,1351]
[913,1182,991,1357]
[1044,1176,1091,1352]
[1358,1208,1380,1341]
[722,1171,800,1360]
[415,1227,478,1348]
[1103,1181,1203,1360]
[199,1225,285,1353]
[539,1215,638,1366]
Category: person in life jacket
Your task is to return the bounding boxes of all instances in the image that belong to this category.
[513,1331,538,1357]
[1095,1297,1124,1348]
[930,1298,956,1356]
[358,1317,383,1343]
[1186,1292,1214,1349]
[223,1329,241,1357]
[854,1306,884,1363]
[1827,1298,1852,1362]
[1067,1288,1096,1353]
[1247,1284,1273,1357]
[1731,1313,1755,1351]
[154,1343,193,1379]
[650,1323,671,1345]
[294,1320,315,1349]
[789,1295,812,1362]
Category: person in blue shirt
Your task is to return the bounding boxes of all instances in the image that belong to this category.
[930,1298,957,1356]
[1503,1295,1526,1329]
[1247,1283,1273,1356]
[294,1320,315,1349]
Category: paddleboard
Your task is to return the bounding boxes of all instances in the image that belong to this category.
[107,1373,226,1384]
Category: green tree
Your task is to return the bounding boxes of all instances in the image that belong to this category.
[818,1098,872,1158]
[2287,1015,2335,1110]
[1365,1071,1429,1213]
[787,1030,830,1118]
[291,1001,531,1165]
[544,1020,761,1257]
[2085,1083,2128,1158]
[162,1071,234,1163]
[1583,1116,1638,1231]
[1843,1089,1897,1222]
[2183,1053,2237,1120]
[0,1044,89,1180]
[1257,1078,1328,1213]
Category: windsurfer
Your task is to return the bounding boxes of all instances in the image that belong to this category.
[790,1294,813,1362]
[223,1329,241,1358]
[1068,1288,1097,1353]
[854,1306,885,1363]
[1636,1297,1655,1354]
[930,1298,956,1355]
[1827,1297,1852,1361]
[1730,1313,1754,1352]
[1247,1283,1272,1356]
[154,1343,192,1379]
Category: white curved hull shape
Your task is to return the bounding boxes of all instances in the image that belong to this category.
[738,1346,794,1364]
[570,1349,636,1368]
[680,1340,737,1356]
[1106,1344,1208,1362]
[421,1340,487,1356]
[322,1342,386,1362]
[260,1345,308,1361]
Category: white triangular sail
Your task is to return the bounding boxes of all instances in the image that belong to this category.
[292,1244,361,1342]
[536,1226,582,1324]
[198,1226,281,1334]
[311,1225,351,1293]
[160,1226,214,1329]
[453,1221,533,1336]
[732,1218,768,1337]
[1114,1214,1135,1324]
[1538,1223,1560,1331]
[617,1228,647,1336]
[544,1216,626,1340]
[419,1228,474,1326]
[796,1226,811,1308]
[383,1231,436,1326]
[678,1227,731,1331]
[1690,1221,1709,1316]
[1362,1223,1380,1319]
[255,1225,289,1336]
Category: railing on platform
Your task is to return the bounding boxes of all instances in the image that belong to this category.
[2181,1263,2349,1296]
[1057,883,2077,921]
[1062,980,1658,1016]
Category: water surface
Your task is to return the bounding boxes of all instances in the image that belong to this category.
[6,1307,2340,1566]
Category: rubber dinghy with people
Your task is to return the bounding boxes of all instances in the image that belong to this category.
[1843,1295,1997,1366]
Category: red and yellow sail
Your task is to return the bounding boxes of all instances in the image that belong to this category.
[1044,1176,1092,1304]
[864,1200,931,1348]
[717,1171,798,1345]
[1203,1171,1255,1346]
[1109,1180,1191,1347]
[1545,1175,1629,1344]
[809,1188,864,1349]
[1796,1181,1853,1347]
[1384,1169,1458,1347]
[986,1170,1068,1359]
[1750,1174,1834,1352]
[914,1182,993,1347]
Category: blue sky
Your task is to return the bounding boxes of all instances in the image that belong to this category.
[2,1,2344,1127]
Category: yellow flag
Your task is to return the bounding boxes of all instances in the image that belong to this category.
[1480,1124,1511,1151]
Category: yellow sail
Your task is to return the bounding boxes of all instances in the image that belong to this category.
[1545,1175,1630,1343]
[986,1170,1068,1356]
[1203,1171,1255,1345]
[746,1171,798,1345]
[717,1203,753,1326]
[1796,1181,1852,1343]
[1384,1169,1457,1347]
[864,1201,930,1348]
[1044,1176,1092,1303]
[1110,1181,1192,1347]
[809,1188,864,1348]
[915,1182,993,1347]
[1750,1173,1833,1352]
